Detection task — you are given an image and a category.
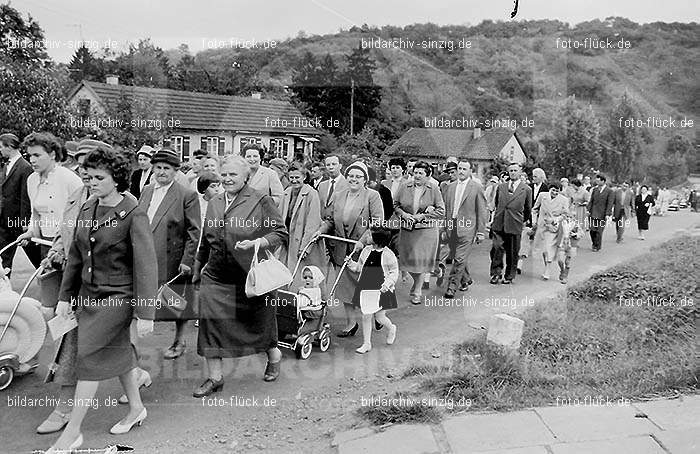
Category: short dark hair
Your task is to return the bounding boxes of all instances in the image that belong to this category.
[413,160,432,175]
[83,146,131,192]
[241,143,266,161]
[371,227,392,248]
[367,166,378,182]
[311,160,323,169]
[193,149,208,158]
[596,173,607,182]
[22,132,64,162]
[571,179,582,187]
[388,157,406,171]
[197,171,222,194]
[0,133,20,149]
[640,184,649,190]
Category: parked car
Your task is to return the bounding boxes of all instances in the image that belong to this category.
[668,197,679,211]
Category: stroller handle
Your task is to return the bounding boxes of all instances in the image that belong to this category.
[0,237,54,257]
[289,234,360,282]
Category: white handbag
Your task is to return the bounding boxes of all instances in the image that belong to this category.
[245,239,293,297]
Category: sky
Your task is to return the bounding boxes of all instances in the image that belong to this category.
[9,0,700,63]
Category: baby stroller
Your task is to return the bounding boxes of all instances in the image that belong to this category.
[276,234,354,360]
[0,237,53,390]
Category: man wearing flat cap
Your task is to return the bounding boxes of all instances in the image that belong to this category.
[138,148,200,360]
[129,145,154,200]
[61,141,80,174]
[0,133,35,272]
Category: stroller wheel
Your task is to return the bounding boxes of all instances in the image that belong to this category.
[0,365,14,391]
[319,334,331,352]
[295,341,312,360]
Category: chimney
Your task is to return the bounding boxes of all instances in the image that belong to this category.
[106,75,119,85]
[251,92,262,99]
[473,127,482,139]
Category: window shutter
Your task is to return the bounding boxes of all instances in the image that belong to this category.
[219,137,225,155]
[183,137,190,159]
[201,137,207,152]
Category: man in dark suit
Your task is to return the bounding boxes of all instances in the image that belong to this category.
[129,145,154,199]
[489,163,532,284]
[0,133,37,272]
[517,168,549,273]
[612,182,635,243]
[587,173,614,251]
[138,148,200,360]
[440,160,487,297]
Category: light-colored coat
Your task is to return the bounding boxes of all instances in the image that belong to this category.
[393,180,446,228]
[442,179,488,241]
[320,187,384,266]
[247,165,284,207]
[279,184,326,275]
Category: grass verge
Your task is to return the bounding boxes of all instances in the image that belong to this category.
[358,235,699,425]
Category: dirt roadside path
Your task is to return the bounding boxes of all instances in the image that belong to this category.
[2,211,698,453]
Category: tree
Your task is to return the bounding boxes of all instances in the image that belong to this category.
[68,45,104,83]
[114,39,172,88]
[0,4,49,67]
[343,45,382,133]
[541,96,602,179]
[601,94,647,181]
[170,53,212,92]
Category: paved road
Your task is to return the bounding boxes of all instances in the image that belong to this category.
[2,211,698,453]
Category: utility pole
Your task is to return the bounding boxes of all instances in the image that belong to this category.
[350,78,355,136]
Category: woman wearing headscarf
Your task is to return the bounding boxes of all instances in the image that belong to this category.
[46,146,157,453]
[311,161,384,337]
[279,162,325,289]
[193,155,288,397]
[532,183,571,280]
[393,161,445,304]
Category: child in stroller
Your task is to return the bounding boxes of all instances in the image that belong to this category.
[298,265,325,321]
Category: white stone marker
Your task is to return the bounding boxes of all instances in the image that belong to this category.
[486,313,524,350]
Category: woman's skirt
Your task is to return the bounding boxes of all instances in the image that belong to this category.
[574,205,588,231]
[74,283,137,381]
[398,227,439,273]
[197,272,278,358]
[637,214,651,231]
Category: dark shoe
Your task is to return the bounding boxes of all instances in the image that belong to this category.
[459,283,469,292]
[263,361,280,382]
[375,319,383,331]
[502,277,513,284]
[193,377,224,398]
[516,268,522,274]
[490,275,501,285]
[422,282,429,290]
[337,323,359,338]
[436,264,445,286]
[164,341,186,360]
[444,290,455,299]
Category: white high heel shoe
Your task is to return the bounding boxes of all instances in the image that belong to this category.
[109,408,147,435]
[45,432,83,454]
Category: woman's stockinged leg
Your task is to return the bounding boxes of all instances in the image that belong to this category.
[117,368,145,421]
[374,310,391,328]
[51,380,98,449]
[266,347,282,364]
[206,357,223,380]
[343,302,357,330]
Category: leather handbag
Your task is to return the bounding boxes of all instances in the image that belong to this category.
[156,273,189,320]
[245,240,293,297]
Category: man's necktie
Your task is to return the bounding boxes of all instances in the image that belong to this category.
[509,181,515,193]
[327,179,335,205]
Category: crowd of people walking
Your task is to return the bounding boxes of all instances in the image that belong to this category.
[0,130,693,452]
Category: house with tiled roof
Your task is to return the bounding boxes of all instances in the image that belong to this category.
[385,127,526,178]
[67,76,321,161]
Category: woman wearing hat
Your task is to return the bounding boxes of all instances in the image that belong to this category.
[393,160,445,304]
[193,154,288,396]
[46,146,157,453]
[137,148,200,361]
[242,144,284,207]
[18,132,83,266]
[128,145,154,199]
[312,161,384,336]
[279,162,324,288]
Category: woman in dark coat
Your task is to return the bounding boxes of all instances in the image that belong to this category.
[193,155,288,398]
[47,147,158,453]
[635,185,655,240]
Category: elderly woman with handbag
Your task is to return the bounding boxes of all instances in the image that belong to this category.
[193,155,288,398]
[46,146,157,453]
[393,161,445,304]
[311,161,384,337]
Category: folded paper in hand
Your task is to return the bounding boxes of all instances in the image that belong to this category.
[360,290,381,314]
[47,313,78,341]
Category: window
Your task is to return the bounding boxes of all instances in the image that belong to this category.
[509,145,515,162]
[240,136,262,147]
[269,138,288,159]
[77,99,90,119]
[201,137,218,154]
[171,136,183,154]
